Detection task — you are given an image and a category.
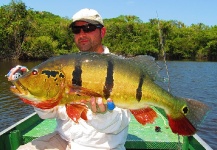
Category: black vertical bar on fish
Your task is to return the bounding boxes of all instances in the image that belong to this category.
[103,60,114,99]
[136,75,144,101]
[72,59,82,86]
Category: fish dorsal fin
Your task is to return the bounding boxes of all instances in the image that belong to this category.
[128,55,162,81]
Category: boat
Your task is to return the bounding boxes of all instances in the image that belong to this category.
[0,107,213,150]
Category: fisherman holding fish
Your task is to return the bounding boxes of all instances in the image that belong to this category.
[7,8,131,150]
[7,6,211,150]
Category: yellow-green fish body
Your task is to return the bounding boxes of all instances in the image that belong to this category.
[10,52,209,136]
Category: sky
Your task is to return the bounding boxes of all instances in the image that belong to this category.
[0,0,217,26]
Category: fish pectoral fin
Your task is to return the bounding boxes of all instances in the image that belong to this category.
[66,104,88,123]
[69,85,102,97]
[130,107,157,125]
[20,98,59,109]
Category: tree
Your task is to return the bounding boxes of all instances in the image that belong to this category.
[0,0,29,59]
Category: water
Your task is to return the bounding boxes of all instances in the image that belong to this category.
[0,60,42,131]
[0,60,216,149]
[157,61,217,149]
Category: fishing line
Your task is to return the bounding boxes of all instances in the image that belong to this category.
[156,11,182,149]
[156,11,171,92]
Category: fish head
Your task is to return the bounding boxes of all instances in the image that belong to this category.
[10,63,66,108]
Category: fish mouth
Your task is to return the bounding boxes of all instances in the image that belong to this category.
[10,80,29,96]
[10,80,61,109]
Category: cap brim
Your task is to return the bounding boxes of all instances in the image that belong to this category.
[79,19,101,25]
[69,19,103,28]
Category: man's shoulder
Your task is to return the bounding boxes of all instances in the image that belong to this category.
[103,46,110,54]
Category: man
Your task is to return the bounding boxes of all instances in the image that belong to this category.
[9,8,131,150]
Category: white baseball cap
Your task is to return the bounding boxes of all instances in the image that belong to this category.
[70,8,104,26]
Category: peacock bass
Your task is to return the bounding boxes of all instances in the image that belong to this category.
[10,52,209,136]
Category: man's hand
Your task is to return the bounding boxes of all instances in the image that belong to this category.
[81,97,115,113]
[6,65,28,81]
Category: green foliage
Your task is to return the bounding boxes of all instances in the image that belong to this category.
[21,36,57,59]
[104,16,159,56]
[0,1,217,60]
[0,0,29,59]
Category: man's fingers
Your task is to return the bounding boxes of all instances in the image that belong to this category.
[8,67,19,81]
[90,97,106,113]
[97,97,106,112]
[90,97,97,113]
[83,97,113,113]
[7,65,28,81]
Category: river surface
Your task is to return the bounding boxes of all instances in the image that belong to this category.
[0,60,216,149]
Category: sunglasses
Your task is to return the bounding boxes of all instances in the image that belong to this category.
[71,23,103,34]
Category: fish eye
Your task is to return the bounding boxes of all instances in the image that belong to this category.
[32,69,38,75]
[182,105,189,115]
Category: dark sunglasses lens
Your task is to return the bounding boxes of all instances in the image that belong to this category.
[71,24,98,34]
[71,27,81,34]
[83,24,97,32]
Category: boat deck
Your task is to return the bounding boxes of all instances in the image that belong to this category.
[1,107,210,150]
[22,107,184,149]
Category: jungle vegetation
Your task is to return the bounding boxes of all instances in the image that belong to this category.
[1,1,217,61]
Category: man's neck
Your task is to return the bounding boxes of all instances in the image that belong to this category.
[93,45,104,54]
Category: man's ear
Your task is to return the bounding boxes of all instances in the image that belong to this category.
[101,27,106,38]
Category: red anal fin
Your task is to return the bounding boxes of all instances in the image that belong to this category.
[167,115,196,136]
[130,107,157,125]
[20,98,59,109]
[66,104,88,123]
[69,86,102,97]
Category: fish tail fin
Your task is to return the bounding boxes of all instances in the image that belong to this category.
[130,107,157,125]
[167,98,210,136]
[66,104,88,123]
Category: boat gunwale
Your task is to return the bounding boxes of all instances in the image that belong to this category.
[0,112,37,136]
